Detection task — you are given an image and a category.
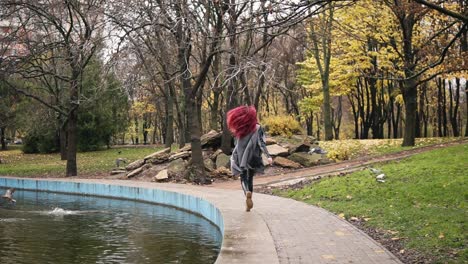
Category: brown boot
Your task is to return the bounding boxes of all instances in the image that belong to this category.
[246,191,253,212]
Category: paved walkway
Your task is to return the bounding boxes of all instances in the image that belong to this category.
[23,178,401,264]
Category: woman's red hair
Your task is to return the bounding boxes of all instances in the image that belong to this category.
[227,105,258,138]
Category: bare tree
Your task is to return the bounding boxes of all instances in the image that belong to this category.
[1,0,105,176]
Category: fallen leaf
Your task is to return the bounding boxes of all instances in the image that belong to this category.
[346,195,353,200]
[438,233,445,239]
[399,249,405,254]
[338,213,345,219]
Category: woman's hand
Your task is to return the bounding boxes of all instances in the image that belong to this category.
[267,157,273,165]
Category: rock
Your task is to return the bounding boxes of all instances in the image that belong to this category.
[216,153,231,169]
[200,130,222,149]
[110,170,126,175]
[204,158,215,172]
[125,159,145,171]
[210,149,223,160]
[153,169,169,181]
[144,147,171,161]
[293,135,317,145]
[286,143,311,154]
[265,137,277,145]
[167,159,186,176]
[210,167,232,178]
[147,153,171,164]
[169,151,191,161]
[140,165,166,178]
[262,154,269,166]
[273,157,301,169]
[179,144,191,152]
[126,167,144,178]
[266,144,289,157]
[288,152,322,167]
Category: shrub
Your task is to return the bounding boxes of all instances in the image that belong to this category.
[263,115,303,137]
[321,140,363,161]
[22,128,58,154]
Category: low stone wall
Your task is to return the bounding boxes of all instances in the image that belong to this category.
[0,177,224,235]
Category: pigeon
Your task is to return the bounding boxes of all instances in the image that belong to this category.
[308,147,327,155]
[2,188,16,203]
[376,173,385,180]
[369,168,382,174]
[115,158,127,168]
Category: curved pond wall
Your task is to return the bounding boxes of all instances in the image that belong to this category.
[0,178,224,235]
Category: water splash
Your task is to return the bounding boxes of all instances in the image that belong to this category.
[46,207,80,215]
[0,218,27,222]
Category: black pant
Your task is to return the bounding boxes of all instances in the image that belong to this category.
[240,169,255,195]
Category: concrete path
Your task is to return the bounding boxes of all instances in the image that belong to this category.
[19,178,401,264]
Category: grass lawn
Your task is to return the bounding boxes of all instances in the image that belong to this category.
[282,143,467,263]
[0,145,162,177]
[319,137,461,161]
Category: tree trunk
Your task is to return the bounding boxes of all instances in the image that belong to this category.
[66,108,78,176]
[306,113,313,136]
[171,84,186,148]
[221,77,237,154]
[393,102,401,139]
[60,123,67,160]
[66,71,79,176]
[0,127,6,150]
[348,94,360,139]
[315,112,321,140]
[442,80,448,136]
[465,88,468,137]
[309,4,334,141]
[143,114,149,145]
[449,78,460,136]
[134,116,139,145]
[322,80,333,140]
[437,78,443,137]
[210,54,221,131]
[332,95,342,139]
[165,84,174,148]
[188,97,206,184]
[221,3,238,154]
[417,85,426,138]
[402,78,418,146]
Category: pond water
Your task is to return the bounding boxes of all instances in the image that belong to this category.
[0,188,221,263]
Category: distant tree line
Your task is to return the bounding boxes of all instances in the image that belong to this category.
[0,0,465,180]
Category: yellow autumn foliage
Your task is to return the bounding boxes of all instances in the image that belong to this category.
[263,115,303,137]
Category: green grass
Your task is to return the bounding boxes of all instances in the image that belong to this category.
[282,143,467,263]
[319,137,461,161]
[0,145,162,177]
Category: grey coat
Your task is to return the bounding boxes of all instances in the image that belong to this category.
[230,124,271,176]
